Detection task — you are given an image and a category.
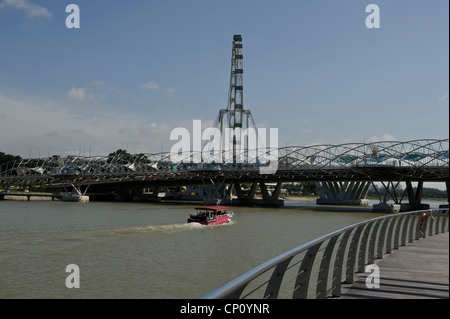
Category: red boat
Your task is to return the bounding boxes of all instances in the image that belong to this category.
[187,206,233,225]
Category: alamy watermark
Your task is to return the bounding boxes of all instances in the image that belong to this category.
[365,264,380,289]
[169,120,279,174]
[365,4,380,29]
[63,3,379,30]
[65,4,80,29]
[65,264,80,289]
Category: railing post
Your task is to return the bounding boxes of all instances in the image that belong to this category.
[393,214,404,249]
[434,210,442,235]
[385,216,396,254]
[428,211,435,237]
[376,218,389,259]
[344,224,365,284]
[331,228,353,298]
[401,213,412,246]
[263,257,294,299]
[292,244,321,299]
[357,222,373,273]
[408,211,418,243]
[367,219,382,264]
[441,210,449,233]
[447,210,450,232]
[315,235,339,299]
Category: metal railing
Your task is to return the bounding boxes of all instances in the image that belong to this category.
[201,208,449,299]
[2,139,448,179]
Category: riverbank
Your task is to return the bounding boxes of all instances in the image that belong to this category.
[280,196,318,202]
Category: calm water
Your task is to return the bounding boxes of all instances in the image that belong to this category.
[0,198,444,298]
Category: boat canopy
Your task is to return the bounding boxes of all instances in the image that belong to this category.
[195,206,231,211]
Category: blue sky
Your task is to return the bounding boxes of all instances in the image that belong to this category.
[0,0,448,159]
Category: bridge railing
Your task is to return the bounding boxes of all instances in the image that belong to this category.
[1,139,448,179]
[201,208,449,299]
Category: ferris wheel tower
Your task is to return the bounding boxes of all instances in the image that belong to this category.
[217,34,255,163]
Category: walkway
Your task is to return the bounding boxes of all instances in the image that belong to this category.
[340,232,449,299]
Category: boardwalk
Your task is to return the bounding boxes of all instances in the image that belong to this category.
[340,232,449,299]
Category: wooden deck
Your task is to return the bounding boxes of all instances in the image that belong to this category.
[340,232,449,299]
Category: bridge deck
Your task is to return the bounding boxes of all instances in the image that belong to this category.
[340,232,449,299]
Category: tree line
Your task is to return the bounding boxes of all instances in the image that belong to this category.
[367,187,447,199]
[0,152,22,167]
[1,150,448,199]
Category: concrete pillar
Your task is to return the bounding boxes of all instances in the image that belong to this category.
[259,182,270,200]
[231,181,283,207]
[272,182,282,199]
[248,182,257,200]
[233,181,244,199]
[317,181,369,206]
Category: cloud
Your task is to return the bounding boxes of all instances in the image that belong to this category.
[140,81,178,94]
[66,85,105,102]
[92,81,106,87]
[67,86,87,101]
[438,94,448,102]
[367,134,397,143]
[140,81,159,91]
[0,0,52,18]
[0,92,174,157]
[165,87,178,94]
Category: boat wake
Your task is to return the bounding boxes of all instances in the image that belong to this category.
[87,220,237,238]
[110,222,203,235]
[112,220,236,235]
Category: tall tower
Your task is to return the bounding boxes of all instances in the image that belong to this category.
[229,35,244,163]
[228,34,244,130]
[217,34,255,164]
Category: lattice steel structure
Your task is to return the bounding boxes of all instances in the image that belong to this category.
[1,139,448,189]
[216,34,256,164]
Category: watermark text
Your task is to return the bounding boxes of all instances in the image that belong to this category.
[169,120,279,174]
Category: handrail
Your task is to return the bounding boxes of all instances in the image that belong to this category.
[201,208,449,299]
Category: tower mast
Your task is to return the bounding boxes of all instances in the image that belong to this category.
[229,35,244,163]
[219,34,254,164]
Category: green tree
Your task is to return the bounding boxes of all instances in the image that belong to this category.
[107,149,149,164]
[107,149,133,164]
[0,152,22,166]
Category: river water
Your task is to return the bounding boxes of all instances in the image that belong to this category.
[0,198,446,299]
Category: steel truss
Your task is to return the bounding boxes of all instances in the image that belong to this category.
[0,139,448,190]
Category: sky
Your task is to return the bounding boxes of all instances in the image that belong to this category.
[0,0,448,160]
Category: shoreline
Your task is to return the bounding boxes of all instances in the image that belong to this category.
[280,196,318,202]
[1,195,60,201]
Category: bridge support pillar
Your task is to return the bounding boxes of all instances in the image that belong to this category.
[231,181,284,207]
[61,195,89,202]
[133,186,162,202]
[201,180,232,205]
[61,184,89,202]
[372,181,430,213]
[401,181,429,211]
[316,181,369,206]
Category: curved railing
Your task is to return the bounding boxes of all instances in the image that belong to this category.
[201,208,449,299]
[1,139,448,178]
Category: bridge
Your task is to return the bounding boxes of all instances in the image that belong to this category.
[0,138,448,212]
[0,35,448,211]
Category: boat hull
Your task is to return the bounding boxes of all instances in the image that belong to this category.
[187,216,231,226]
